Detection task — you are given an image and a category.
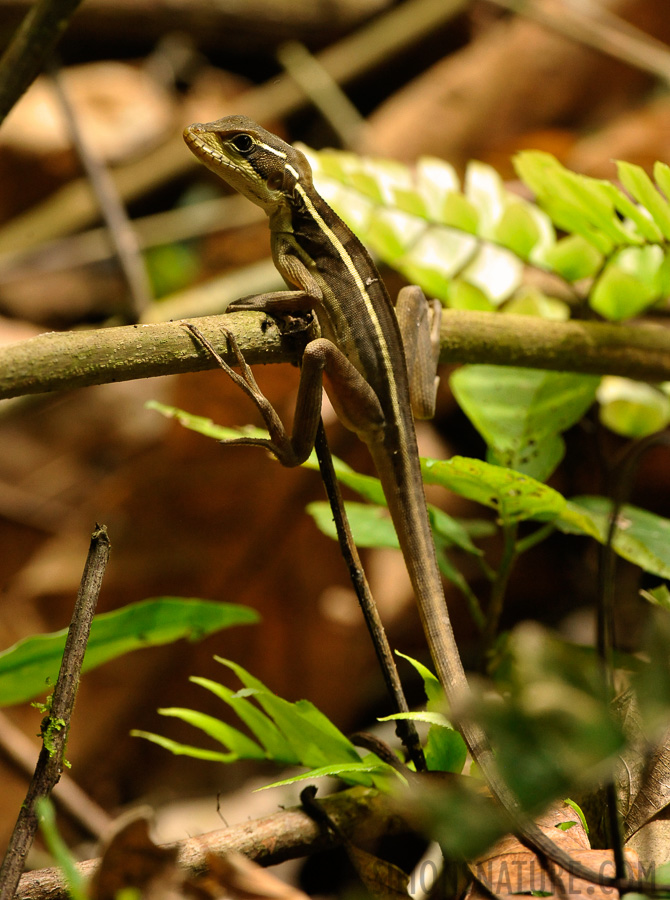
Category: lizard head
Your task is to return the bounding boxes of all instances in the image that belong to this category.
[183,115,312,214]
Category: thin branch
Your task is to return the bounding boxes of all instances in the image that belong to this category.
[49,65,153,320]
[0,525,111,900]
[16,787,403,900]
[0,0,84,125]
[487,0,670,84]
[276,42,368,151]
[313,421,426,772]
[0,711,112,840]
[2,310,670,403]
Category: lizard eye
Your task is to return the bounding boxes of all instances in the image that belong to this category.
[230,133,254,154]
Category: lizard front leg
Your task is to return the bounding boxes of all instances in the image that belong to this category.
[184,323,385,467]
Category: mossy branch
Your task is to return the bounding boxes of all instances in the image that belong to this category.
[1,310,669,402]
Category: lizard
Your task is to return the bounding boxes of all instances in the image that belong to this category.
[182,115,646,892]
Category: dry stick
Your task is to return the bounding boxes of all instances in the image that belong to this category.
[16,787,402,900]
[0,0,85,125]
[48,65,154,321]
[276,42,369,151]
[0,525,111,900]
[2,310,670,403]
[0,711,112,841]
[313,421,426,773]
[487,0,670,82]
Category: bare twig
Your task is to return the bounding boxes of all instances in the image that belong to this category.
[313,421,426,771]
[0,525,111,900]
[276,42,368,150]
[2,310,670,403]
[16,787,404,900]
[49,65,153,320]
[487,0,670,84]
[0,0,84,125]
[0,711,112,840]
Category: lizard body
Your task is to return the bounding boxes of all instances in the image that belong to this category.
[183,116,640,891]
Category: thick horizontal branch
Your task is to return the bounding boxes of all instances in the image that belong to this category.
[16,787,403,900]
[1,310,669,401]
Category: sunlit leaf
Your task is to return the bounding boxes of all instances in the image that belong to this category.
[640,584,670,611]
[307,500,399,549]
[460,242,523,304]
[514,151,637,250]
[260,758,401,791]
[450,367,598,481]
[617,160,670,240]
[446,280,494,311]
[422,456,566,524]
[0,598,258,707]
[591,249,663,320]
[558,497,670,579]
[154,707,264,758]
[540,234,603,282]
[493,202,541,259]
[190,675,294,760]
[503,288,571,320]
[597,376,670,437]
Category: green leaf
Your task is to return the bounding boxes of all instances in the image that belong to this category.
[514,151,636,250]
[380,710,468,773]
[307,498,483,560]
[422,456,566,525]
[0,597,258,707]
[395,650,444,709]
[653,161,670,205]
[214,658,363,770]
[459,243,524,305]
[558,497,670,579]
[640,584,670,610]
[503,288,571,320]
[450,367,598,481]
[149,399,483,557]
[616,161,670,240]
[464,161,506,234]
[131,730,243,763]
[139,657,392,789]
[493,202,541,259]
[190,675,294,761]
[155,707,265,759]
[260,758,402,791]
[597,376,670,438]
[440,192,480,233]
[540,234,603,282]
[422,456,567,524]
[446,280,494,311]
[307,500,399,549]
[367,208,424,261]
[424,724,468,775]
[146,400,269,443]
[591,247,664,320]
[306,148,545,304]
